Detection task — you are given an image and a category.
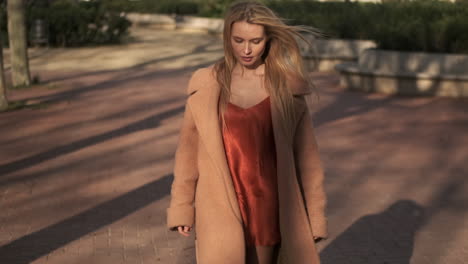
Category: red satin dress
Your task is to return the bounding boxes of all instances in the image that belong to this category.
[221,96,281,247]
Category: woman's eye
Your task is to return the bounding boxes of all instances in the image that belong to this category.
[234,39,243,43]
[253,40,261,44]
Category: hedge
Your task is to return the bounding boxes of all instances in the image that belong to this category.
[0,0,132,47]
[269,0,468,54]
[124,0,468,54]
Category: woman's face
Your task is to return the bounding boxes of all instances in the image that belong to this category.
[230,20,267,68]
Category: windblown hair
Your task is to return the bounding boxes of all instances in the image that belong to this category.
[214,0,321,141]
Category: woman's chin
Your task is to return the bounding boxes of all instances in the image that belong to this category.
[237,58,260,68]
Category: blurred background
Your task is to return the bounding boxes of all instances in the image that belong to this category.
[0,1,467,264]
[1,0,468,51]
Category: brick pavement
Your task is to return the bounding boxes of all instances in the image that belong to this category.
[1,28,468,264]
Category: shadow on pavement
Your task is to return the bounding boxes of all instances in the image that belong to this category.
[321,200,425,264]
[0,173,173,264]
[39,41,220,85]
[0,105,184,180]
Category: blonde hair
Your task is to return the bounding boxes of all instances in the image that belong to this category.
[214,0,321,141]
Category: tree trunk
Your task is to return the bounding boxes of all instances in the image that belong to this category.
[7,0,31,88]
[0,17,8,111]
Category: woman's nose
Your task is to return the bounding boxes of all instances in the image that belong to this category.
[243,43,252,55]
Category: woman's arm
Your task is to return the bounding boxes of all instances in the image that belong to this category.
[293,96,328,239]
[166,74,201,231]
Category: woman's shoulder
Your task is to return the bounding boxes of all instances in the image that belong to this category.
[287,74,313,96]
[186,65,217,95]
[287,75,315,112]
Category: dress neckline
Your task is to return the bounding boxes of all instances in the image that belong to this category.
[228,96,270,111]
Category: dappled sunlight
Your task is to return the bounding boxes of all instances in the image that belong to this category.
[1,24,467,263]
[2,28,224,73]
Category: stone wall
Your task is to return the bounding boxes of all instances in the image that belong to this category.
[299,35,376,71]
[335,49,468,97]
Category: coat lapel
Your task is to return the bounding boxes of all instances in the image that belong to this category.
[188,79,243,223]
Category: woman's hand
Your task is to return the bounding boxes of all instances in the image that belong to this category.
[177,226,192,237]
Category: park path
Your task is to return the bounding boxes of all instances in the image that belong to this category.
[1,27,467,264]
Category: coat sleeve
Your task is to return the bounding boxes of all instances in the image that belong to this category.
[166,72,201,231]
[293,96,328,239]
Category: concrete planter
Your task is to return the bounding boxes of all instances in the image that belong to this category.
[127,13,223,34]
[299,35,376,71]
[335,49,468,97]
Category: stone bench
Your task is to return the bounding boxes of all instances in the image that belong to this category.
[299,35,376,71]
[335,49,468,97]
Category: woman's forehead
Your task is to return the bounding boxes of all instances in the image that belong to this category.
[231,21,265,38]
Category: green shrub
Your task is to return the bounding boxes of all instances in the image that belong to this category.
[127,0,199,15]
[268,0,468,54]
[0,0,132,47]
[196,0,238,18]
[432,14,468,54]
[125,0,245,17]
[42,0,131,46]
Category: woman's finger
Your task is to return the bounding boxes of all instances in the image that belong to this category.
[177,226,191,237]
[177,226,186,235]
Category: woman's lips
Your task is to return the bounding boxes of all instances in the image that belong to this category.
[241,56,253,62]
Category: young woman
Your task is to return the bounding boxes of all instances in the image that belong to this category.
[167,1,327,263]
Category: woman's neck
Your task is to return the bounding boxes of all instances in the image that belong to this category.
[232,61,264,77]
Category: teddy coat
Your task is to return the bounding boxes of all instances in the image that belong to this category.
[167,65,328,264]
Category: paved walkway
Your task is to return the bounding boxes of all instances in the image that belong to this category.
[1,27,467,264]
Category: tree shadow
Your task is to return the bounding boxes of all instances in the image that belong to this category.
[28,64,206,106]
[0,104,184,180]
[1,93,186,148]
[312,88,395,128]
[320,200,425,264]
[0,173,173,264]
[37,40,221,85]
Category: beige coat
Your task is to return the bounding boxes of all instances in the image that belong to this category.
[167,65,328,264]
